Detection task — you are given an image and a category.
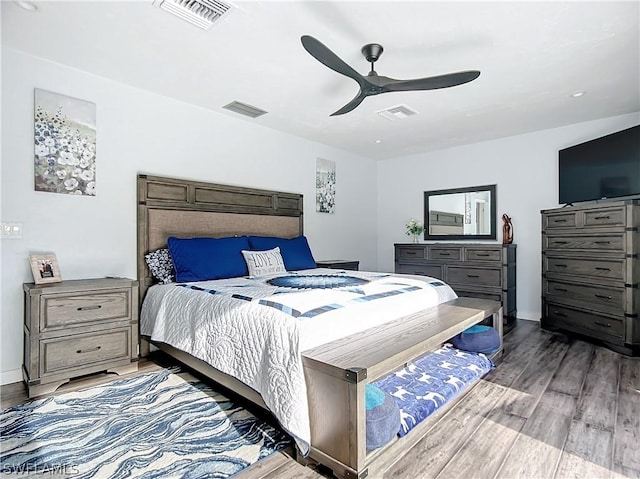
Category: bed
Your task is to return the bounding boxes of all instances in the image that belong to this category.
[137,174,503,479]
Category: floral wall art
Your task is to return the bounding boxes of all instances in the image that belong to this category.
[315,157,335,213]
[34,89,96,196]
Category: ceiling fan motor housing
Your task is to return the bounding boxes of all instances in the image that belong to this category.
[362,43,384,63]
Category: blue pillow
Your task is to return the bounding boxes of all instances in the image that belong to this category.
[365,384,401,451]
[451,325,501,354]
[167,236,250,282]
[248,235,316,271]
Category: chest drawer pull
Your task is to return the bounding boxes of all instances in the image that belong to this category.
[595,267,611,271]
[467,274,480,278]
[594,216,610,220]
[475,253,491,257]
[554,287,568,292]
[554,241,568,244]
[555,264,567,268]
[594,241,610,245]
[77,305,102,311]
[76,346,102,354]
[438,252,451,256]
[595,294,613,300]
[553,219,567,223]
[594,321,612,328]
[553,310,568,317]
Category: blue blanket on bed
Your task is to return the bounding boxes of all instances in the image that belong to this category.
[373,346,493,436]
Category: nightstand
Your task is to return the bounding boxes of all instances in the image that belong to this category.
[316,260,360,271]
[23,278,139,398]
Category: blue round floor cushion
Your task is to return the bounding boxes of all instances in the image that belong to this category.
[451,325,500,354]
[267,275,368,289]
[365,384,400,451]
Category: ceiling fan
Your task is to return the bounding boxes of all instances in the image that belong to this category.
[301,35,480,116]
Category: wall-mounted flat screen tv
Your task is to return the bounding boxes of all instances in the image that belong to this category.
[558,125,640,205]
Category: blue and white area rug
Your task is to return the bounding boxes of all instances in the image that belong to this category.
[0,369,291,478]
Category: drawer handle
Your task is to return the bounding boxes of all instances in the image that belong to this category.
[553,310,568,317]
[595,294,612,300]
[595,267,611,272]
[553,219,567,223]
[439,252,451,256]
[555,264,567,268]
[475,253,491,257]
[594,216,610,220]
[554,287,568,292]
[77,305,102,311]
[406,252,417,256]
[594,321,612,328]
[76,346,101,354]
[414,271,425,275]
[467,274,480,278]
[594,241,610,245]
[554,241,568,244]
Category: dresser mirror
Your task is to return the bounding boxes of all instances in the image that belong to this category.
[423,184,497,240]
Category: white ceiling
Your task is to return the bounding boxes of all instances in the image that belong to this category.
[2,1,639,160]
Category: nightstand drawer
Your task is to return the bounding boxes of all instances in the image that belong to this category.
[41,327,131,376]
[42,289,131,330]
[447,266,501,287]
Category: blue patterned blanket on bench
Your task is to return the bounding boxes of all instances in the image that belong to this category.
[373,346,493,436]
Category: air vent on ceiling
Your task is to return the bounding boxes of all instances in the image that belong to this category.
[377,104,419,121]
[222,101,268,118]
[154,0,233,30]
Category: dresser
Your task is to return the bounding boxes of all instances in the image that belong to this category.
[316,260,360,271]
[394,243,517,326]
[541,200,639,355]
[23,278,139,397]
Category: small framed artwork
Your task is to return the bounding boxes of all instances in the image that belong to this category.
[29,253,62,285]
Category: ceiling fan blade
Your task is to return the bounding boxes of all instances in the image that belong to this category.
[330,91,368,116]
[301,35,369,88]
[381,70,481,92]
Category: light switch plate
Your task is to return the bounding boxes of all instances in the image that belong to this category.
[1,222,23,239]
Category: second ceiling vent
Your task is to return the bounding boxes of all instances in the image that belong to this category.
[154,0,234,30]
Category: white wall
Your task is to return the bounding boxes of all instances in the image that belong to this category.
[377,111,640,321]
[0,47,378,383]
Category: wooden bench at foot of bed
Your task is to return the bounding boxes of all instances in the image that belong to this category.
[301,297,503,479]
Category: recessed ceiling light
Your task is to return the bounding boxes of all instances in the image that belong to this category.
[570,91,586,98]
[16,1,38,11]
[375,140,382,144]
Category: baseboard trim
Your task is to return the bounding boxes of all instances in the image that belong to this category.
[0,368,23,386]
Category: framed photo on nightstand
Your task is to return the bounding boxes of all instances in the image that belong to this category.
[29,253,62,284]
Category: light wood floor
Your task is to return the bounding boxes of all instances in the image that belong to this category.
[2,320,639,479]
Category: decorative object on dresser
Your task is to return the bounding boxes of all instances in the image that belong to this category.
[28,253,62,285]
[541,199,639,356]
[395,243,516,327]
[23,278,139,398]
[316,259,360,271]
[424,185,497,241]
[502,213,513,244]
[405,218,425,243]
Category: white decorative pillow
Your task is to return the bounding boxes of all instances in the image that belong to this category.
[242,247,287,277]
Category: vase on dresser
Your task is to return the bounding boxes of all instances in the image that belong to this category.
[411,234,420,243]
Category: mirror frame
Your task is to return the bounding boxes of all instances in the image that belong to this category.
[423,184,497,241]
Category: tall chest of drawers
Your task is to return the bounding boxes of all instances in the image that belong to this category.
[23,278,139,397]
[541,200,639,355]
[394,243,517,327]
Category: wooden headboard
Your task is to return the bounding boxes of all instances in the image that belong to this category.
[137,174,304,302]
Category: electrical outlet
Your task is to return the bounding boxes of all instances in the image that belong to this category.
[1,222,23,239]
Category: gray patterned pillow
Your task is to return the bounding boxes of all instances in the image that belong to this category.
[144,248,175,284]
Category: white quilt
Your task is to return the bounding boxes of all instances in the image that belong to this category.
[140,269,457,454]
